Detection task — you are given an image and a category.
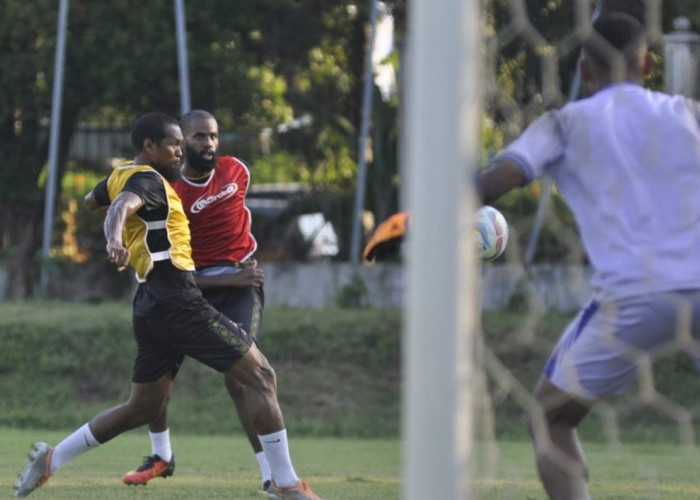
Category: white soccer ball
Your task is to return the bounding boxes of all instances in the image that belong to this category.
[475,205,508,261]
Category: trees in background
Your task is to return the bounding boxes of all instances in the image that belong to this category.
[484,1,700,263]
[0,0,405,298]
[2,1,699,298]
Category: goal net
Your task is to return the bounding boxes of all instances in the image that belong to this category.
[404,1,700,499]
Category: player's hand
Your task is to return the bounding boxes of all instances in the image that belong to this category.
[218,260,264,288]
[236,265,264,288]
[106,240,130,272]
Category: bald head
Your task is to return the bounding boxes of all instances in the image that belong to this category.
[181,109,216,134]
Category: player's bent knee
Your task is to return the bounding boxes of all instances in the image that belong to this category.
[227,346,277,393]
[244,363,277,394]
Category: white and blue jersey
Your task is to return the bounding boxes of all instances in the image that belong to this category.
[499,83,700,301]
[496,83,700,398]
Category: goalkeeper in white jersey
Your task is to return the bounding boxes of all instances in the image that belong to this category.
[478,12,700,500]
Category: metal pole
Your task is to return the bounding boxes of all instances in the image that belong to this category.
[174,0,191,114]
[404,0,481,497]
[350,0,378,267]
[40,0,70,297]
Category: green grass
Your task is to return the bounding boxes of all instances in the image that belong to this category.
[3,300,700,445]
[475,440,700,499]
[4,429,700,499]
[0,429,399,499]
[4,301,700,498]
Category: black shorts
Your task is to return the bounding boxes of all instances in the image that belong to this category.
[202,285,264,342]
[131,263,253,383]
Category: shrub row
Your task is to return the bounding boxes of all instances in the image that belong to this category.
[0,301,401,437]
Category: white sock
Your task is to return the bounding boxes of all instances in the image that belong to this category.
[149,429,173,462]
[259,429,298,488]
[255,450,272,485]
[50,423,100,474]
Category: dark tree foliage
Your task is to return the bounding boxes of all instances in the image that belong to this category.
[0,1,404,297]
[2,0,697,296]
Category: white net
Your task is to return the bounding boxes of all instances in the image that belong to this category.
[469,1,700,499]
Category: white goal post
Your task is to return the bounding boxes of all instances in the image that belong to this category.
[403,1,482,498]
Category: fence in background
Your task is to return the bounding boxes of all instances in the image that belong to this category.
[0,262,591,312]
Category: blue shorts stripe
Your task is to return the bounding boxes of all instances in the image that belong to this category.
[577,300,599,336]
[544,300,599,378]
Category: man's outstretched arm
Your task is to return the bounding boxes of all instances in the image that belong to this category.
[104,191,143,272]
[475,158,528,206]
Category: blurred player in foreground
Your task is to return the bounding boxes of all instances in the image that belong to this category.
[14,112,321,500]
[120,109,271,492]
[477,13,700,500]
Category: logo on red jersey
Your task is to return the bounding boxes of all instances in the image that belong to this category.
[190,183,238,214]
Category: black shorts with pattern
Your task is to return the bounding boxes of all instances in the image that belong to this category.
[202,284,264,342]
[131,262,253,383]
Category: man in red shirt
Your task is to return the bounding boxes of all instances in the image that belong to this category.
[121,110,275,494]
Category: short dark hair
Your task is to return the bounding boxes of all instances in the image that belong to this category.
[583,13,647,70]
[131,112,180,151]
[598,0,646,26]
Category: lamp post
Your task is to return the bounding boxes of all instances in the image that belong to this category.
[40,0,70,297]
[664,17,700,98]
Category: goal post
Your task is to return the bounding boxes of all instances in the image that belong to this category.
[403,0,482,498]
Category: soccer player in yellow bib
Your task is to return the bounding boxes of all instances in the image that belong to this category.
[123,110,272,493]
[14,112,322,500]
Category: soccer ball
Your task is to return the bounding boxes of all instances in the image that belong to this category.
[475,205,508,261]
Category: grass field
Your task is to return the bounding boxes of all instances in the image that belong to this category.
[4,302,700,498]
[476,440,700,499]
[0,429,399,499]
[3,429,700,499]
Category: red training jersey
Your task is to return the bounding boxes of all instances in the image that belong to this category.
[172,156,257,268]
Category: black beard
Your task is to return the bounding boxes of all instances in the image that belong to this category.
[153,164,182,183]
[186,148,217,173]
